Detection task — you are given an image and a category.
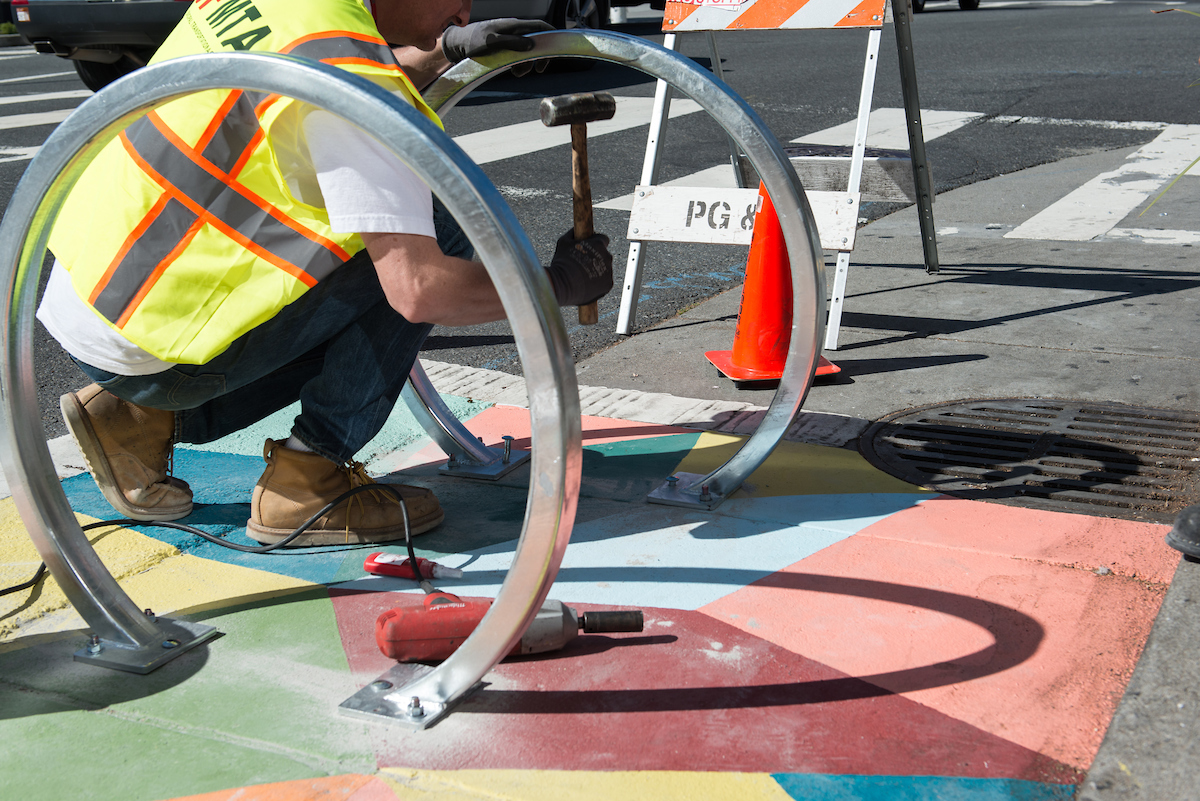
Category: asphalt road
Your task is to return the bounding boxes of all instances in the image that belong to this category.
[1,0,1197,438]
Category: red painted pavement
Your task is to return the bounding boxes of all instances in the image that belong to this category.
[702,500,1173,772]
[859,496,1178,584]
[391,405,694,471]
[328,588,1080,781]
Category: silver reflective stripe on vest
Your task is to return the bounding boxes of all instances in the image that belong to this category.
[199,90,270,172]
[90,197,199,323]
[90,34,401,327]
[287,35,398,68]
[92,115,346,325]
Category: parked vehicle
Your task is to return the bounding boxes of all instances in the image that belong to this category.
[474,1,663,29]
[11,0,190,92]
[13,0,659,92]
[911,0,980,11]
[476,0,606,30]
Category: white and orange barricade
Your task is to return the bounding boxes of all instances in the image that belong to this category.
[662,0,886,31]
[617,0,938,351]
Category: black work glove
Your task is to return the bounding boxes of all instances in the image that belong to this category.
[546,230,614,307]
[441,18,554,63]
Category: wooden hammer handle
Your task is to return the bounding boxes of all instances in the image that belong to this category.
[570,123,598,326]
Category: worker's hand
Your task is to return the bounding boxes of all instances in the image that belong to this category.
[441,18,554,63]
[546,231,614,307]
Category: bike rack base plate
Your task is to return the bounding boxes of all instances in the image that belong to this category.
[339,662,483,730]
[647,471,727,511]
[438,447,530,480]
[73,619,219,674]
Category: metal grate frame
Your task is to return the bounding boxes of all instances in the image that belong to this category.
[859,399,1200,523]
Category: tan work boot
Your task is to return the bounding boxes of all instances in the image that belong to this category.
[60,384,192,521]
[246,439,444,545]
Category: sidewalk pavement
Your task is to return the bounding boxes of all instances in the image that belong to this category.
[1,147,1197,800]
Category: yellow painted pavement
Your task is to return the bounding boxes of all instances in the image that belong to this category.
[380,769,796,800]
[0,496,315,646]
[674,432,928,497]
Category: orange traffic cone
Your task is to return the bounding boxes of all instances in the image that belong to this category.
[705,183,839,386]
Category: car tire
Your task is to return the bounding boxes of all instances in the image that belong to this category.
[911,0,926,11]
[72,53,148,92]
[958,0,980,8]
[545,0,608,71]
[551,0,609,29]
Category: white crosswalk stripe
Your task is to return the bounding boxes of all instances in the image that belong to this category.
[452,96,703,165]
[790,108,983,150]
[0,94,704,166]
[0,89,90,106]
[0,146,40,164]
[0,70,76,84]
[1006,124,1200,243]
[3,87,1196,248]
[0,107,72,131]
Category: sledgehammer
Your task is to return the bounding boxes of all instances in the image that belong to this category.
[539,91,617,325]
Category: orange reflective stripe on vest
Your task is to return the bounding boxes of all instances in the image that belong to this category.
[87,32,413,331]
[48,0,443,365]
[90,110,350,328]
[286,30,401,68]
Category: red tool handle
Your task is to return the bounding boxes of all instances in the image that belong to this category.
[376,593,495,662]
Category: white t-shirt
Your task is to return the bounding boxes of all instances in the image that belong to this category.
[37,108,435,375]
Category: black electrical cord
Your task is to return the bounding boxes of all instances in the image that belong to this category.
[0,481,418,598]
[0,562,47,598]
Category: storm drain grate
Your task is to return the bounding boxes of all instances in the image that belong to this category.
[859,399,1200,523]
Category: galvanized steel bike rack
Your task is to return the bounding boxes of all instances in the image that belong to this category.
[0,53,580,728]
[409,30,826,511]
[402,362,530,479]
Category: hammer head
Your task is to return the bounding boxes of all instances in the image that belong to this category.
[539,92,617,128]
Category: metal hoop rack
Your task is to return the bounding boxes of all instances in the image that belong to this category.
[0,30,824,731]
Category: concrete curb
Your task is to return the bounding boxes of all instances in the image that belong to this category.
[0,34,28,48]
[419,359,871,448]
[0,362,868,502]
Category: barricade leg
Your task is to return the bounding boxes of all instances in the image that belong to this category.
[616,34,676,335]
[824,250,852,352]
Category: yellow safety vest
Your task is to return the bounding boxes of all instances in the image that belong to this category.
[49,0,442,365]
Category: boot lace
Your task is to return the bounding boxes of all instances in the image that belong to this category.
[337,461,403,540]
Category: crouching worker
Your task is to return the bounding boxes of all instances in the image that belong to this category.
[37,0,613,545]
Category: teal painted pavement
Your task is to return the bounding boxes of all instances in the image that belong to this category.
[773,774,1077,800]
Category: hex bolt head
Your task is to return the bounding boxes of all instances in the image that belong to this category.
[700,483,712,502]
[666,475,679,488]
[370,680,393,692]
[407,696,425,718]
[144,608,156,621]
[86,634,102,655]
[162,638,180,650]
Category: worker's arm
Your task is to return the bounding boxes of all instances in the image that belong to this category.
[363,229,614,327]
[364,232,503,326]
[391,46,452,92]
[392,19,553,91]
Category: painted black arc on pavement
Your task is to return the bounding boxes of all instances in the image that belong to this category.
[456,574,1047,723]
[860,398,1200,523]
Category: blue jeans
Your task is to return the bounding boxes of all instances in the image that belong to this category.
[76,199,474,465]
